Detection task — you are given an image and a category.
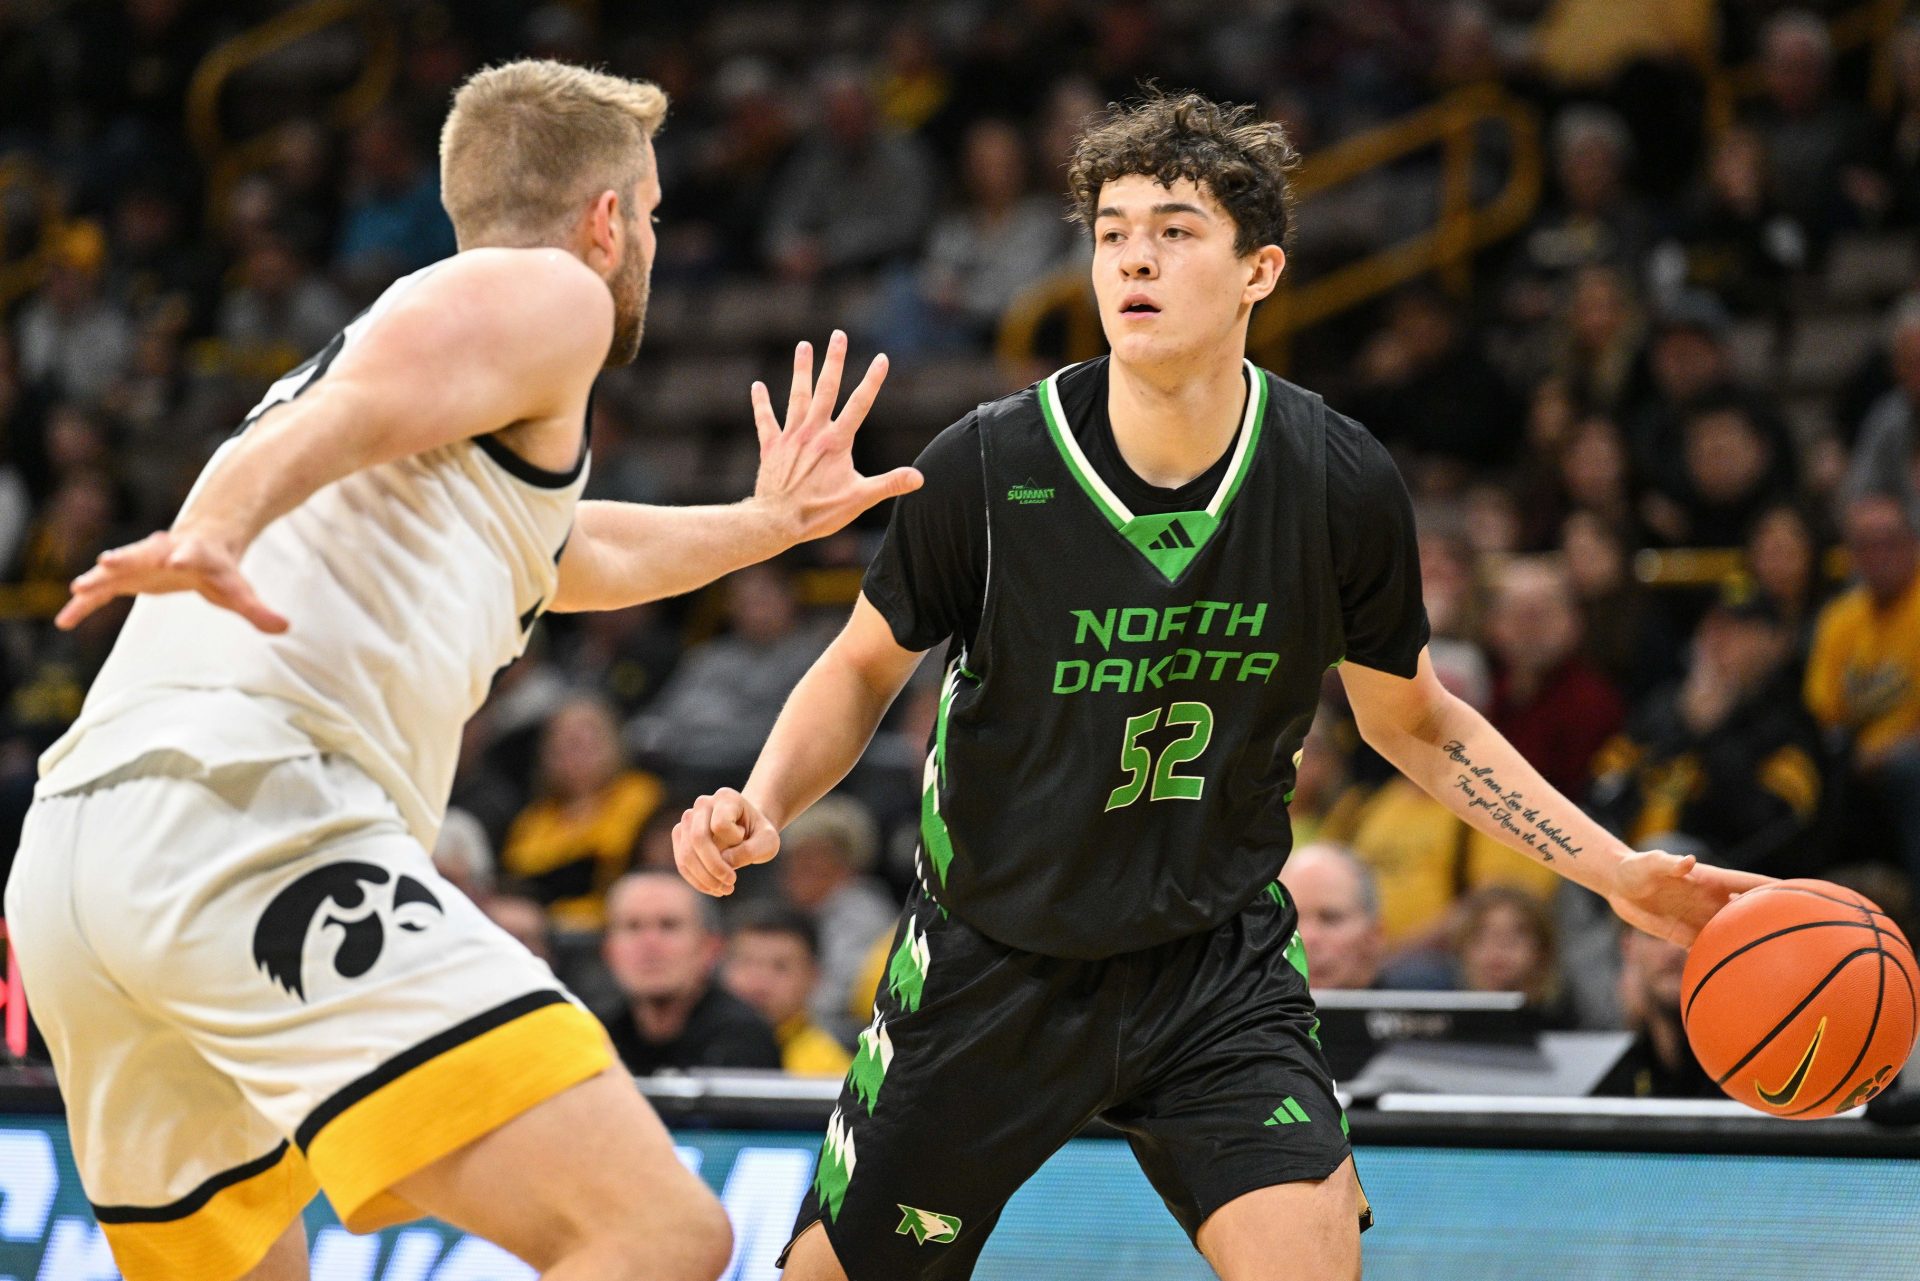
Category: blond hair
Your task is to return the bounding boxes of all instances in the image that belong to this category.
[440,59,668,247]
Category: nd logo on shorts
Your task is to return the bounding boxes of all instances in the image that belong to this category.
[252,861,444,1001]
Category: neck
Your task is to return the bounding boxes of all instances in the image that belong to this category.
[1107,345,1249,489]
[631,987,701,1042]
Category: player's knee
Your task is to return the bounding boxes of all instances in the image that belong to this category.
[596,1181,730,1280]
[686,1194,735,1279]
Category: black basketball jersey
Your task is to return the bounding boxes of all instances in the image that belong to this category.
[867,356,1427,959]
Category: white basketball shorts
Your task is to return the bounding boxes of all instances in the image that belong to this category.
[5,748,613,1281]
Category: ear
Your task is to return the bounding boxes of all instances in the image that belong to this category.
[1243,244,1286,305]
[583,189,622,270]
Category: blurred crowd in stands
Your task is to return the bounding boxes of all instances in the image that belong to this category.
[3,0,1920,1098]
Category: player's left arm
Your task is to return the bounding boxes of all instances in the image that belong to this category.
[1340,650,1772,945]
[549,333,920,612]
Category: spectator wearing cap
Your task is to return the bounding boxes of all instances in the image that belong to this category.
[724,902,853,1077]
[778,794,898,1043]
[1628,289,1792,502]
[1805,493,1920,882]
[1590,579,1826,875]
[599,871,782,1075]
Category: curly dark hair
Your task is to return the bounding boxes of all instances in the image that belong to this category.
[1066,90,1300,255]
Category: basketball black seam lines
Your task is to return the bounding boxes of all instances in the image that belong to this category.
[1785,942,1886,1116]
[1710,945,1883,1086]
[1887,949,1918,1044]
[1761,885,1897,920]
[1682,919,1893,1024]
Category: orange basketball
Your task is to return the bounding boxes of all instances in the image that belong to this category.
[1681,879,1919,1118]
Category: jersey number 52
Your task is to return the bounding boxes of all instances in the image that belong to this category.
[1106,701,1215,811]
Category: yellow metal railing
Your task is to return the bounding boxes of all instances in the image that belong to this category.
[184,0,400,222]
[0,157,63,312]
[997,83,1544,374]
[1252,81,1541,370]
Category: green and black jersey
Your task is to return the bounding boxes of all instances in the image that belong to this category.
[863,356,1428,958]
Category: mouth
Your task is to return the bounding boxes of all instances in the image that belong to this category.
[1119,294,1161,316]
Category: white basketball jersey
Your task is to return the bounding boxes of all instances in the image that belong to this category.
[38,261,590,846]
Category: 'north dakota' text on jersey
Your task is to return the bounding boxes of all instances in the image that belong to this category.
[922,358,1344,959]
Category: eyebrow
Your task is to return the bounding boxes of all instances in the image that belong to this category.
[1095,201,1212,220]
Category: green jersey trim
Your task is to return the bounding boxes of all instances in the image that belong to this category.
[919,658,969,888]
[1036,360,1267,582]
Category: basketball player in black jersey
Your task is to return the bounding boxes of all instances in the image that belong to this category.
[673,92,1767,1280]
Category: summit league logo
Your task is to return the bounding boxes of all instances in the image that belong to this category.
[251,860,444,1001]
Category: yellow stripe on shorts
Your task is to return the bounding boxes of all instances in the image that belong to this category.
[94,1141,317,1281]
[296,989,613,1232]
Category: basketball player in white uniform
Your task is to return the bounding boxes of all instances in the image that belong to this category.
[4,61,918,1281]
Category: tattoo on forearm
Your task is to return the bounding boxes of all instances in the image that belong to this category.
[1441,740,1582,860]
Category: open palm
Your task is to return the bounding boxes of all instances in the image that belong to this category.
[751,330,921,540]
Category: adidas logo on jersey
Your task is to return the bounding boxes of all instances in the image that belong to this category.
[1147,519,1197,551]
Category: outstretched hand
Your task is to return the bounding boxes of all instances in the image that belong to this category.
[752,330,922,542]
[1607,850,1774,946]
[672,787,781,897]
[55,529,288,634]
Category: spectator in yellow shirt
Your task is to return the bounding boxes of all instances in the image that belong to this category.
[500,695,666,931]
[724,902,854,1078]
[1805,492,1920,880]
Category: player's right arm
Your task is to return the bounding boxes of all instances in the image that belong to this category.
[672,412,986,896]
[56,248,611,632]
[674,595,924,895]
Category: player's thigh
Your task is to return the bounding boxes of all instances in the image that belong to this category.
[784,892,1109,1279]
[780,1221,847,1281]
[1195,1156,1363,1281]
[100,753,617,1239]
[7,789,320,1281]
[237,1219,308,1281]
[390,1066,731,1274]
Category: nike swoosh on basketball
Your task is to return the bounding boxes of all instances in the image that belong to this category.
[1756,1016,1827,1106]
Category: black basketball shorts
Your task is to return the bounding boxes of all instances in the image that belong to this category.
[782,880,1371,1279]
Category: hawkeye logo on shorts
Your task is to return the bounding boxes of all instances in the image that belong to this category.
[897,1205,962,1245]
[252,861,444,1001]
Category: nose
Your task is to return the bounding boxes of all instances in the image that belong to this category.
[1117,235,1157,280]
